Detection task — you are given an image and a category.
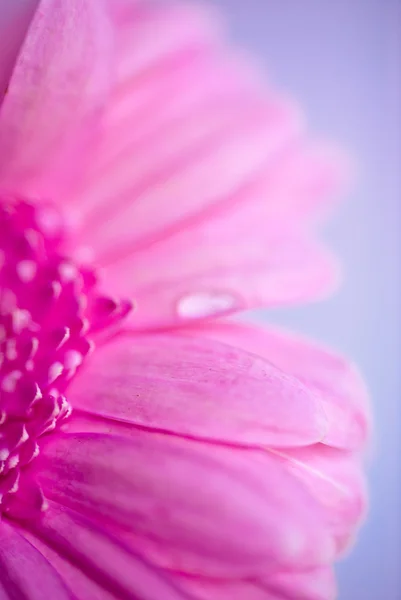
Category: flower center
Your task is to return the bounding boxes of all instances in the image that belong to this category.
[0,198,132,517]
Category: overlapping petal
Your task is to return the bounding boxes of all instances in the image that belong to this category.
[0,0,113,200]
[67,331,328,448]
[78,1,343,323]
[0,520,72,599]
[22,504,194,600]
[0,0,38,95]
[0,2,368,600]
[269,445,366,552]
[62,323,368,567]
[188,320,370,449]
[35,431,333,578]
[174,567,336,600]
[0,0,345,329]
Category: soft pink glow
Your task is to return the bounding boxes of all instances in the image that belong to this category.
[0,1,368,598]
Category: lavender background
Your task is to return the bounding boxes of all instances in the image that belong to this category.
[208,0,401,598]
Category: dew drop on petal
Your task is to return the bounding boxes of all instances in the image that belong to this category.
[176,291,240,319]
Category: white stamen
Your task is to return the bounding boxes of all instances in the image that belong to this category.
[59,262,77,282]
[2,370,22,393]
[16,260,37,282]
[48,362,64,384]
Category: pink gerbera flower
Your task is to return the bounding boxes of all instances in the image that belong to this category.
[0,1,370,599]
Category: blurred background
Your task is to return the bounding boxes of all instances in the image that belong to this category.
[207,0,401,598]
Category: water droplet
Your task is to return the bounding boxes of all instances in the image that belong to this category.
[177,291,239,319]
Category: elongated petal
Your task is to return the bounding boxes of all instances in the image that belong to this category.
[0,0,38,95]
[0,520,72,599]
[99,217,339,330]
[0,0,113,200]
[23,504,193,600]
[269,445,367,552]
[175,569,335,600]
[0,0,343,322]
[267,567,336,600]
[68,332,328,448]
[74,1,342,322]
[172,574,277,600]
[36,431,334,577]
[188,321,370,449]
[178,323,369,552]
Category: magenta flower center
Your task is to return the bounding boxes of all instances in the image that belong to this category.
[0,198,132,514]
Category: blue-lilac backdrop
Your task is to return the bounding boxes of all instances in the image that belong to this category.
[208,0,401,598]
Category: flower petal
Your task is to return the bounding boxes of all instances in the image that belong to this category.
[68,331,328,448]
[0,0,343,322]
[23,503,194,600]
[99,216,339,330]
[36,431,334,577]
[0,0,113,200]
[267,567,336,600]
[188,321,370,449]
[172,574,276,600]
[269,445,367,553]
[0,520,72,599]
[66,1,341,323]
[174,568,336,600]
[180,323,369,553]
[0,0,38,95]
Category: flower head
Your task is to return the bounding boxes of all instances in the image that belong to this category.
[0,1,369,599]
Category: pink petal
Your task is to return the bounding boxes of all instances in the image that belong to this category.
[172,574,276,600]
[175,569,335,600]
[36,431,334,577]
[99,215,339,330]
[72,1,342,321]
[77,92,303,253]
[269,445,367,553]
[0,0,113,200]
[70,2,339,245]
[0,520,72,599]
[0,0,343,322]
[0,0,38,95]
[22,503,194,600]
[189,321,370,449]
[267,567,336,600]
[67,331,328,448]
